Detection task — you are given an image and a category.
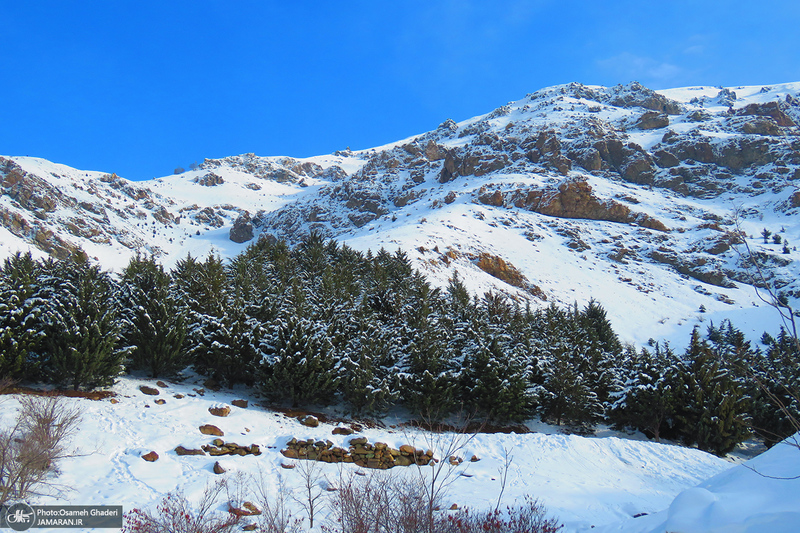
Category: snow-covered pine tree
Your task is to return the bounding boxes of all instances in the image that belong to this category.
[260,315,339,406]
[459,332,531,423]
[609,343,679,441]
[534,305,603,429]
[749,327,800,447]
[118,254,188,378]
[398,281,458,420]
[675,327,752,456]
[336,319,400,415]
[37,258,130,389]
[0,252,43,381]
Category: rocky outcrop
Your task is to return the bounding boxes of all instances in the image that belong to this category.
[636,112,669,130]
[603,82,683,114]
[650,249,735,287]
[482,179,669,232]
[736,101,795,127]
[229,211,254,243]
[196,172,225,186]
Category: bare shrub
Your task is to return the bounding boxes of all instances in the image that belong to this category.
[292,458,327,528]
[325,469,561,533]
[122,481,240,533]
[325,471,430,533]
[402,414,480,533]
[327,470,391,533]
[229,470,303,533]
[0,394,81,506]
[439,496,562,533]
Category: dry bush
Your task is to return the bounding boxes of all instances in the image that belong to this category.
[325,470,561,533]
[0,394,81,506]
[229,470,303,533]
[325,471,432,533]
[122,481,240,533]
[439,497,562,533]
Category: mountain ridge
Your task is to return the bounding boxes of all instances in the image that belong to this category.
[3,80,800,346]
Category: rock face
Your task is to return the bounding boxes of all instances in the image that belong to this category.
[479,179,669,232]
[229,212,254,243]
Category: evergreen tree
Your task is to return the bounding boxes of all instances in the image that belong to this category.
[675,328,752,456]
[610,344,679,441]
[534,305,603,429]
[459,333,531,423]
[118,254,188,377]
[749,328,800,447]
[337,319,400,415]
[37,259,129,389]
[260,316,339,406]
[0,252,43,381]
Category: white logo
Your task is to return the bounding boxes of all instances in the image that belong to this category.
[4,503,35,531]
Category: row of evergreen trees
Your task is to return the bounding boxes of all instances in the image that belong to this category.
[1,234,798,456]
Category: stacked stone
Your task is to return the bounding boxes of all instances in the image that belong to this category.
[176,439,262,457]
[281,436,435,469]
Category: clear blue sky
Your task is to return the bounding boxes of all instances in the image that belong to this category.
[2,1,798,181]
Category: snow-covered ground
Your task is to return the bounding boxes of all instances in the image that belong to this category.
[3,374,796,532]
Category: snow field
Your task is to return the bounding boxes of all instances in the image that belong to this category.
[1,374,733,532]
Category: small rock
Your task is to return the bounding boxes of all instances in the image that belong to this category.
[175,446,205,456]
[154,399,166,405]
[139,385,159,396]
[243,524,257,531]
[156,380,168,388]
[450,503,459,510]
[299,415,319,427]
[332,426,353,436]
[231,399,248,409]
[212,438,225,447]
[110,398,119,404]
[200,424,224,436]
[213,461,226,474]
[350,437,368,446]
[174,394,184,399]
[470,455,480,462]
[281,462,296,469]
[209,406,231,417]
[142,451,159,462]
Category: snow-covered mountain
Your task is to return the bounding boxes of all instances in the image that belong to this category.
[3,81,800,346]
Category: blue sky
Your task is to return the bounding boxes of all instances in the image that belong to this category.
[2,1,799,181]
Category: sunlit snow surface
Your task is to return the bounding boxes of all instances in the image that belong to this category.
[0,375,744,533]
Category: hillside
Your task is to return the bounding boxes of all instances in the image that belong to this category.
[3,81,800,346]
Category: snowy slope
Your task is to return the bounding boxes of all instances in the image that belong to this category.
[595,435,800,533]
[0,376,735,533]
[3,81,800,347]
